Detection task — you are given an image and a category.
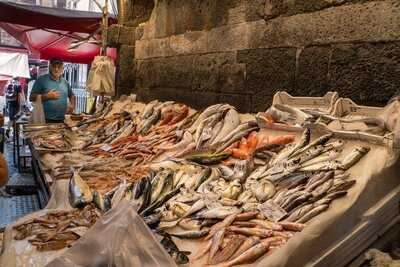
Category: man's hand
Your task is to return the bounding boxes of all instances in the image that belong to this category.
[45,89,60,100]
[66,105,74,114]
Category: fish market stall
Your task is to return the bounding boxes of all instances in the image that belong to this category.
[1,92,399,267]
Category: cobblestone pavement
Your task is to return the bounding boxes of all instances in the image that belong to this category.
[0,141,39,229]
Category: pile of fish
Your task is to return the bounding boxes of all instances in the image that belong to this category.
[13,204,99,252]
[30,131,71,152]
[23,97,373,265]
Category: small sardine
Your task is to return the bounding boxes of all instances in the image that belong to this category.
[211,235,246,265]
[193,207,240,220]
[279,221,306,231]
[339,146,370,170]
[212,239,269,267]
[297,204,329,223]
[178,218,202,231]
[170,229,209,239]
[209,228,226,263]
[250,219,283,231]
[228,226,273,238]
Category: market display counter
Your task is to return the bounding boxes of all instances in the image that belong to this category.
[28,139,51,208]
[1,93,399,267]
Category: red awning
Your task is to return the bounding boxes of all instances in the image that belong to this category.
[0,1,117,64]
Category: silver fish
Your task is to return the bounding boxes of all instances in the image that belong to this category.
[211,108,240,146]
[209,228,226,263]
[151,171,170,204]
[173,191,201,203]
[111,180,129,208]
[170,229,209,239]
[297,204,329,223]
[283,192,312,212]
[311,179,334,200]
[93,190,111,212]
[274,104,314,125]
[169,201,191,217]
[286,203,314,222]
[306,171,334,192]
[183,199,205,217]
[219,198,243,206]
[339,146,370,170]
[325,190,348,201]
[193,206,240,220]
[69,169,93,208]
[178,218,202,231]
[300,149,341,168]
[188,104,224,133]
[285,128,311,160]
[328,179,356,193]
[141,100,159,119]
[289,133,333,159]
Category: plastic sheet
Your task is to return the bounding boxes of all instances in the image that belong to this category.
[86,56,115,96]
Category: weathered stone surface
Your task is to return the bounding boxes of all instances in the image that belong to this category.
[192,53,236,92]
[136,1,400,59]
[140,0,265,40]
[264,0,346,19]
[135,87,219,109]
[238,48,296,94]
[108,25,136,47]
[217,63,247,94]
[117,45,135,88]
[328,42,400,106]
[124,0,154,27]
[261,1,400,47]
[136,56,194,90]
[169,31,207,56]
[295,46,331,96]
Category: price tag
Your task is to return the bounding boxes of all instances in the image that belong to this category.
[100,144,113,152]
[233,160,247,174]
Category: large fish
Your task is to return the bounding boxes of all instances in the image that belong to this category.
[188,104,224,133]
[170,229,209,239]
[289,133,333,159]
[211,239,269,267]
[211,108,240,146]
[297,204,329,223]
[339,146,370,170]
[93,190,111,212]
[69,169,93,208]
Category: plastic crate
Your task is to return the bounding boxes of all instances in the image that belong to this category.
[331,98,385,119]
[272,91,339,113]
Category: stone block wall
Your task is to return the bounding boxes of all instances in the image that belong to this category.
[116,0,400,112]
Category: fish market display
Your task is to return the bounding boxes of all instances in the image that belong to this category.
[13,205,99,252]
[20,95,379,266]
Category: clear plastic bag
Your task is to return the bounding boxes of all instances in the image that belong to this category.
[46,201,176,267]
[29,95,45,124]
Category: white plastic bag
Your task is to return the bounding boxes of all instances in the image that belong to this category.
[86,56,115,96]
[29,95,45,124]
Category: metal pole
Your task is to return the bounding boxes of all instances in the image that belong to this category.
[101,0,109,56]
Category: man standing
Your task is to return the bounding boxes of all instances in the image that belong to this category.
[30,59,75,123]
